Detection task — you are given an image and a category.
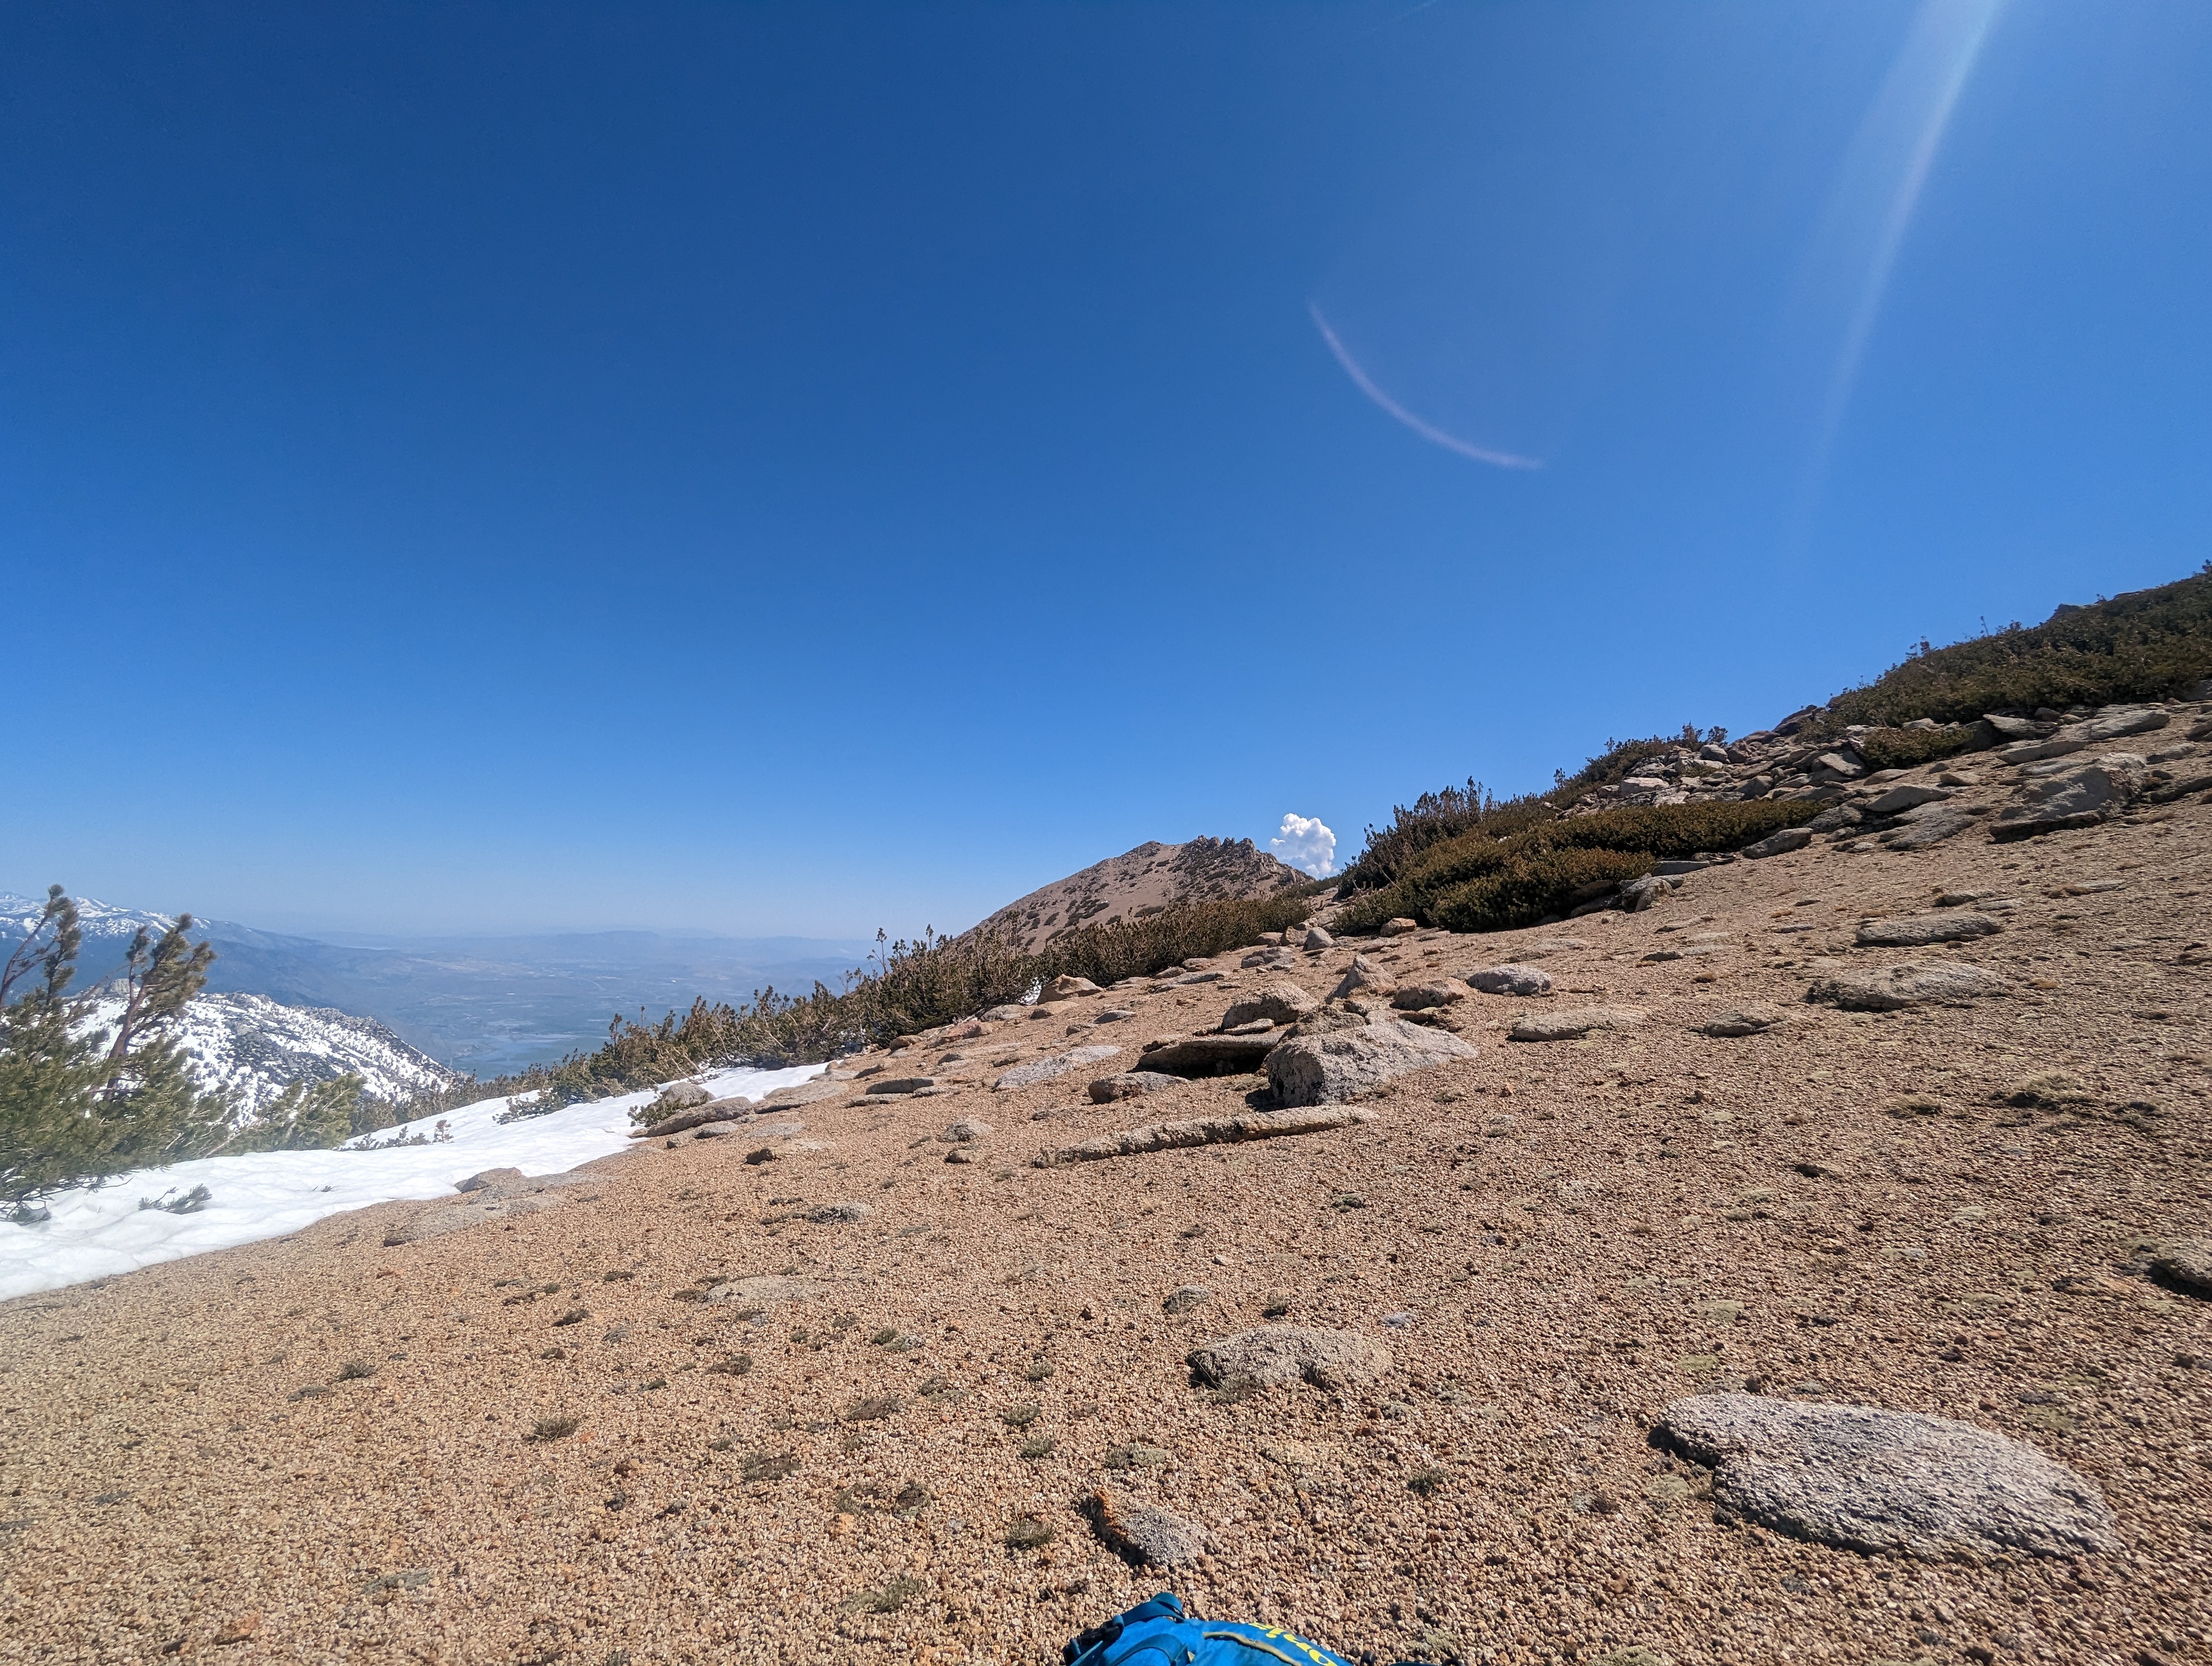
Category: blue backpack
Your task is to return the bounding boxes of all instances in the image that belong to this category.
[1062,1593,1425,1666]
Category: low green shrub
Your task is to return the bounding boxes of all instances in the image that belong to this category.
[1821,567,2212,728]
[1538,799,1816,858]
[1334,798,1818,937]
[1431,848,1654,933]
[1853,724,1979,771]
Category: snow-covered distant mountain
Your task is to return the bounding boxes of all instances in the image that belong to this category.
[75,990,460,1115]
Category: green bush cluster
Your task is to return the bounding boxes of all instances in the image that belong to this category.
[1821,567,2212,729]
[1335,799,1817,937]
[1852,724,1980,772]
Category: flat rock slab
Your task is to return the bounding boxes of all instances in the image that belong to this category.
[1086,1490,1211,1567]
[1992,753,2146,840]
[706,1275,823,1306]
[1265,1017,1477,1105]
[1806,960,2010,1011]
[758,1077,851,1108]
[1657,1392,2117,1559]
[1866,784,1954,815]
[1089,1071,1185,1103]
[1464,964,1554,996]
[1856,912,2005,948]
[633,1099,753,1139]
[1391,980,1468,1010]
[1700,1004,1784,1037]
[1186,1326,1391,1392]
[2151,1239,2212,1297]
[1034,1107,1372,1168]
[1508,1005,1647,1042]
[993,1045,1122,1090]
[1881,806,1978,850]
[1136,1034,1278,1077]
[1742,827,1814,858]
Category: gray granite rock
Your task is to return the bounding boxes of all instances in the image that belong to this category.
[993,1044,1122,1089]
[1657,1392,2117,1559]
[1805,960,2009,1011]
[1464,964,1554,997]
[1086,1490,1212,1566]
[1742,826,1814,859]
[1088,1071,1185,1103]
[1186,1325,1391,1391]
[1264,1016,1476,1105]
[1992,753,2147,840]
[1856,912,2004,948]
[1219,981,1319,1028]
[1508,1005,1647,1042]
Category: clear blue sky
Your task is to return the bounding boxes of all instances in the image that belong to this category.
[6,2,2209,938]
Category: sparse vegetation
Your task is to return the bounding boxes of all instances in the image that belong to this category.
[1818,567,2212,729]
[1336,800,1818,935]
[1004,1515,1054,1550]
[529,1415,579,1442]
[1000,1402,1040,1429]
[1407,1466,1448,1497]
[1853,724,1978,772]
[843,1577,923,1614]
[741,1451,799,1481]
[333,1357,377,1382]
[1018,1434,1057,1459]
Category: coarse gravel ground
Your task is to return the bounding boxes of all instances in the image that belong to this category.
[4,753,2211,1666]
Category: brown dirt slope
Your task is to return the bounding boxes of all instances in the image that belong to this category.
[972,836,1304,953]
[5,732,2212,1665]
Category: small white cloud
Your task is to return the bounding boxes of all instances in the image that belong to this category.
[1270,812,1337,878]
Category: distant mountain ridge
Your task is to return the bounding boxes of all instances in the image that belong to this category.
[0,894,874,1078]
[75,989,458,1116]
[969,836,1305,954]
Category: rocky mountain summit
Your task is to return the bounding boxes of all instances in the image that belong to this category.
[8,704,2210,1665]
[972,836,1306,953]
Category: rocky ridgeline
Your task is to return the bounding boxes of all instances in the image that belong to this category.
[1554,696,2212,885]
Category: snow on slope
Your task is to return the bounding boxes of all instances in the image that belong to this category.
[79,990,459,1114]
[0,1062,823,1301]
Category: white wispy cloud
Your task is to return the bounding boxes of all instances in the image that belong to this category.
[1308,302,1544,471]
[1270,813,1338,878]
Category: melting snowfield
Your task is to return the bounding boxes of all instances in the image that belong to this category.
[0,1063,822,1301]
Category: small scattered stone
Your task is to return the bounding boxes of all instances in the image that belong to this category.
[1085,1489,1211,1566]
[1391,979,1467,1011]
[1700,1004,1782,1037]
[1302,925,1334,950]
[1464,964,1553,997]
[1089,1071,1184,1103]
[1041,975,1103,1000]
[2150,1240,2212,1297]
[807,1201,872,1225]
[940,1118,993,1142]
[1328,955,1396,1001]
[1380,917,1419,937]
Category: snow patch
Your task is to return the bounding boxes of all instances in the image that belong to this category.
[0,1062,822,1300]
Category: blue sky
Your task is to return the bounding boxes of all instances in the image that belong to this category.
[6,1,2209,938]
